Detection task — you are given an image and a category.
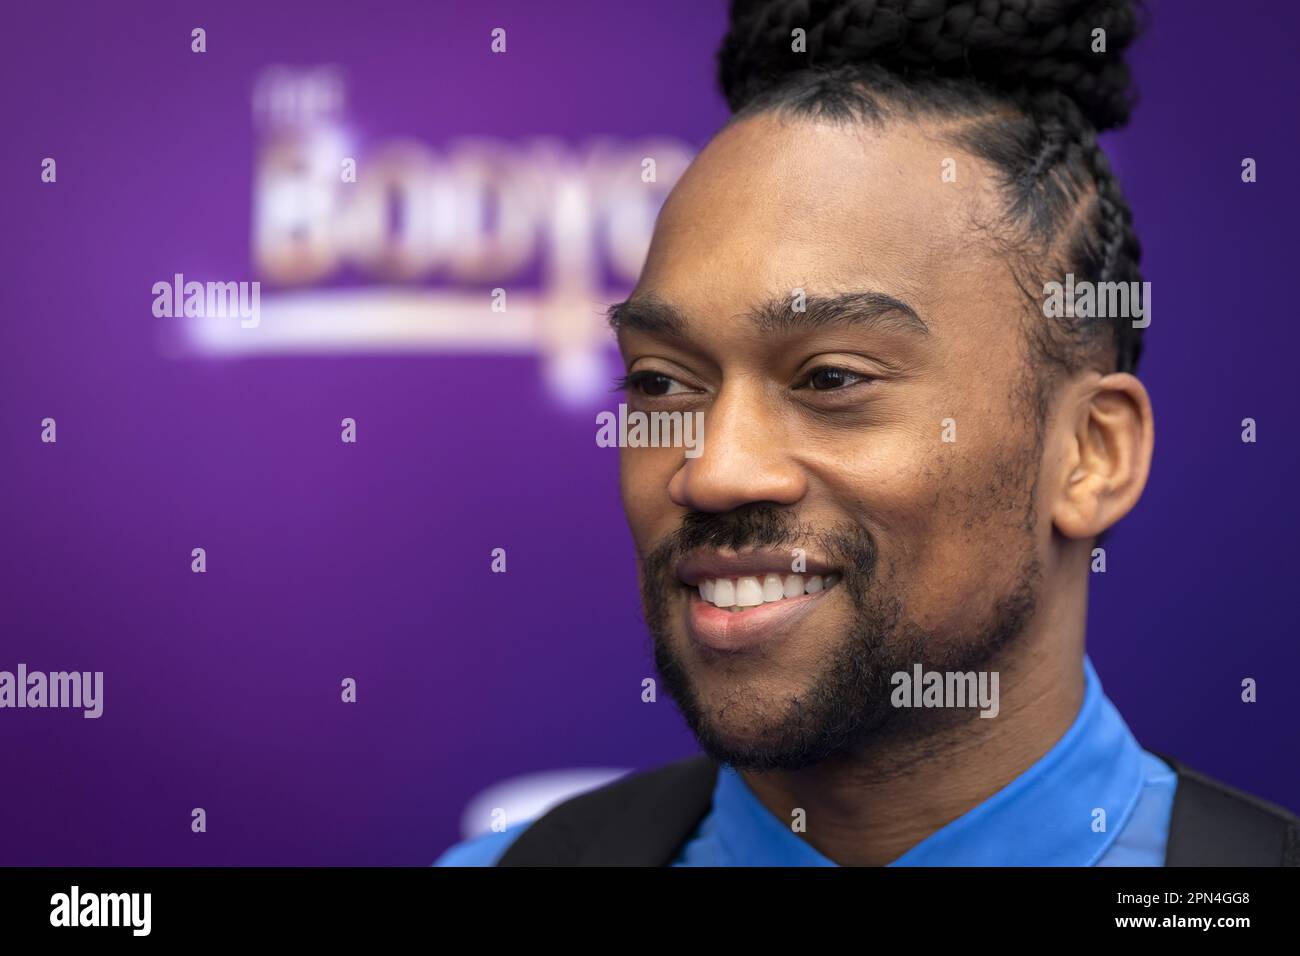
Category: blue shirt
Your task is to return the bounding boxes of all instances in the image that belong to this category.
[435,656,1177,866]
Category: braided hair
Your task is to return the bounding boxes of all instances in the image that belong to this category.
[716,0,1146,384]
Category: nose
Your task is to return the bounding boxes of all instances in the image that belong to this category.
[667,381,806,513]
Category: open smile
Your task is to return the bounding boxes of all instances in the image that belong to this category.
[674,551,842,652]
[694,572,841,612]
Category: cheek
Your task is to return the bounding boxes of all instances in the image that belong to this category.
[618,447,681,545]
[820,433,1036,629]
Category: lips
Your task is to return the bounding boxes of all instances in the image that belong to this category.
[674,550,841,651]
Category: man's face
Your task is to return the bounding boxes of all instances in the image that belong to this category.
[616,113,1051,771]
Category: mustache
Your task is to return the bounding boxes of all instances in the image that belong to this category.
[643,504,878,582]
[663,504,798,555]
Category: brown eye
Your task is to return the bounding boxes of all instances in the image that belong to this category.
[618,370,690,397]
[806,367,866,390]
[638,373,676,396]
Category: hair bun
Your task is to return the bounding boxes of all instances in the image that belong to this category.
[718,0,1142,130]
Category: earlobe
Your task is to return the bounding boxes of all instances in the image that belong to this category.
[1052,373,1154,540]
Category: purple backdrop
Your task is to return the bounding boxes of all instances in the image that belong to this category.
[1,0,1296,865]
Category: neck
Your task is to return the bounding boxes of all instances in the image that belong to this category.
[740,626,1086,866]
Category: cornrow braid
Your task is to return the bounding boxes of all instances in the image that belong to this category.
[717,0,1148,379]
[1024,126,1068,184]
[1081,131,1144,372]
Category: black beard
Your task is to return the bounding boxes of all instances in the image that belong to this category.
[640,504,1039,772]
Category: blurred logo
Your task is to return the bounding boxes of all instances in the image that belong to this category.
[182,66,694,406]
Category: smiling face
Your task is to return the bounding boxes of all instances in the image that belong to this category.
[614,112,1065,771]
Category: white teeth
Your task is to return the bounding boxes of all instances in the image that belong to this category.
[697,572,838,609]
[735,576,764,607]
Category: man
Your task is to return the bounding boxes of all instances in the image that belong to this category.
[438,0,1297,866]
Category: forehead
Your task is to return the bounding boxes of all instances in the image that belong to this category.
[636,112,1007,326]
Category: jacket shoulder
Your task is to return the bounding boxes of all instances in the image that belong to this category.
[1155,751,1300,866]
[495,754,718,866]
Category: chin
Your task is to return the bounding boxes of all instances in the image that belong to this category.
[678,668,828,754]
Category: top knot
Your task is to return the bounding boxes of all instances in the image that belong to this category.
[718,0,1142,131]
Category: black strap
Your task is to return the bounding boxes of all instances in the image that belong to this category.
[497,750,1299,866]
[495,754,719,866]
[1153,751,1300,867]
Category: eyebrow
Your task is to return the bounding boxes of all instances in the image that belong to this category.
[606,290,929,339]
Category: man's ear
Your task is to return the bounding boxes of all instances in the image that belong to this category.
[1052,372,1155,539]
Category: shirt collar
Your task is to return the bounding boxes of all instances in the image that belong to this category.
[710,655,1147,866]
